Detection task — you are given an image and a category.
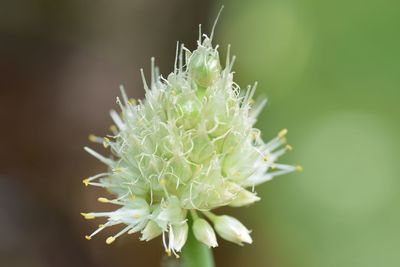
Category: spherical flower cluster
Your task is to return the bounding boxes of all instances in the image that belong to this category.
[81,25,300,256]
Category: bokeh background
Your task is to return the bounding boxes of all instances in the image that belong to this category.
[1,0,399,266]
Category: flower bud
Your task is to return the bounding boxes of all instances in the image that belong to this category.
[192,218,218,248]
[189,47,221,88]
[214,215,252,245]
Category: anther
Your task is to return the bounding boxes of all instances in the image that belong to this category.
[109,125,117,133]
[97,197,109,203]
[82,179,89,186]
[278,128,288,139]
[88,134,97,142]
[80,213,95,220]
[286,145,293,151]
[106,236,115,245]
[85,235,91,240]
[295,165,303,172]
[166,249,172,257]
[103,137,110,148]
[129,98,137,105]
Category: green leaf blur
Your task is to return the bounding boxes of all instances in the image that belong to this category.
[217,0,400,266]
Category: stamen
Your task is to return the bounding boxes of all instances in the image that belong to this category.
[80,213,95,220]
[109,125,118,134]
[88,134,102,143]
[109,110,126,131]
[140,68,150,93]
[82,173,110,187]
[198,24,202,44]
[84,147,114,166]
[278,128,288,139]
[106,236,115,245]
[119,85,130,106]
[97,197,109,203]
[295,165,303,172]
[129,98,137,106]
[103,137,110,148]
[106,225,133,245]
[86,221,117,240]
[151,57,156,88]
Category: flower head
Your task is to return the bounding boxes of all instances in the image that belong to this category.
[82,20,300,256]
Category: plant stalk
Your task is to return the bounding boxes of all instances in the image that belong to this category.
[181,216,215,267]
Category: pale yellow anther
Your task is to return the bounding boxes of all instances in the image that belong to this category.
[82,179,89,186]
[98,224,104,228]
[263,156,269,162]
[166,249,172,257]
[85,235,91,240]
[106,236,115,245]
[159,178,166,186]
[80,213,95,220]
[278,128,288,139]
[97,197,109,203]
[295,165,303,172]
[88,134,97,142]
[270,164,276,170]
[286,145,293,151]
[109,125,117,133]
[129,98,137,105]
[103,137,110,148]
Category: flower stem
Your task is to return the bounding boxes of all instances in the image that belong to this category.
[182,215,215,267]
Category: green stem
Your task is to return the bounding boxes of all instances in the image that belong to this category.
[181,215,215,267]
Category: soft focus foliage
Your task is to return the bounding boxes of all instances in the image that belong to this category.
[219,0,400,266]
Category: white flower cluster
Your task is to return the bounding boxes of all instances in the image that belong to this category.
[82,23,300,256]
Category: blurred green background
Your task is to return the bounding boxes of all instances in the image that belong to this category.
[0,0,399,266]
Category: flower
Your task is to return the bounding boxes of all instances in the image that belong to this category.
[81,18,300,256]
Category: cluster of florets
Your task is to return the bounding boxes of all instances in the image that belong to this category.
[81,27,300,257]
